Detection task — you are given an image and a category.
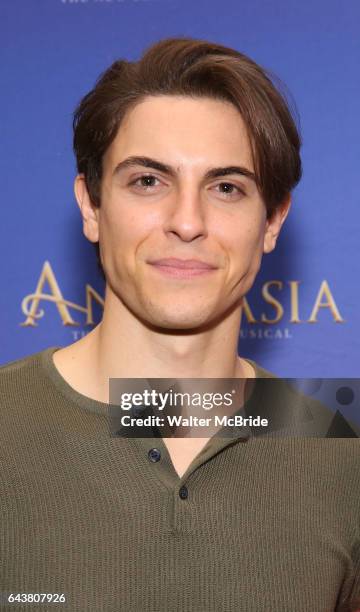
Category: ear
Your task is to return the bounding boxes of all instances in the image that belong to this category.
[263,194,292,254]
[74,174,100,243]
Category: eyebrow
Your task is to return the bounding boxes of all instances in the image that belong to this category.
[112,155,257,183]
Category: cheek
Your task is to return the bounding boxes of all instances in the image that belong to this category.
[100,203,140,250]
[99,201,160,274]
[221,222,265,271]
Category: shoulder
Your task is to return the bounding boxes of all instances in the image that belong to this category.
[0,347,59,402]
[244,359,360,439]
[0,349,42,373]
[0,347,54,378]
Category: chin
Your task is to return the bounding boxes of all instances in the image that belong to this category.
[142,304,216,332]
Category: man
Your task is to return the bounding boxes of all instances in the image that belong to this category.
[1,37,359,611]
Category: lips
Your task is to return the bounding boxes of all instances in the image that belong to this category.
[148,258,217,270]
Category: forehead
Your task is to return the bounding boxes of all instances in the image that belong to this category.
[103,95,254,172]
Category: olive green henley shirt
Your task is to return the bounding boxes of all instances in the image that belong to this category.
[1,347,359,611]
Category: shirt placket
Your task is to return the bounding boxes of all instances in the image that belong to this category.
[133,426,252,534]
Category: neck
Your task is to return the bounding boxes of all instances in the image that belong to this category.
[54,284,255,404]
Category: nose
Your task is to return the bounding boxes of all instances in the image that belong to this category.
[163,185,208,243]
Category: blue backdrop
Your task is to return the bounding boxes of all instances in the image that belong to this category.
[1,0,359,377]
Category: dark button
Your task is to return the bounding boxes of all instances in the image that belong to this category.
[148,448,161,463]
[132,406,145,417]
[179,485,188,500]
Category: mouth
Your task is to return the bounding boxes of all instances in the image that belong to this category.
[147,258,218,279]
[149,258,217,270]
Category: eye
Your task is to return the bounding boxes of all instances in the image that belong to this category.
[213,182,245,199]
[128,174,161,191]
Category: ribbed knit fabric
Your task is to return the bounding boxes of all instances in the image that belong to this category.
[0,347,359,612]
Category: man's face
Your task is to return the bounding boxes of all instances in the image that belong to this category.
[79,95,286,330]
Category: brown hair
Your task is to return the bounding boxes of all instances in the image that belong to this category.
[73,36,302,277]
